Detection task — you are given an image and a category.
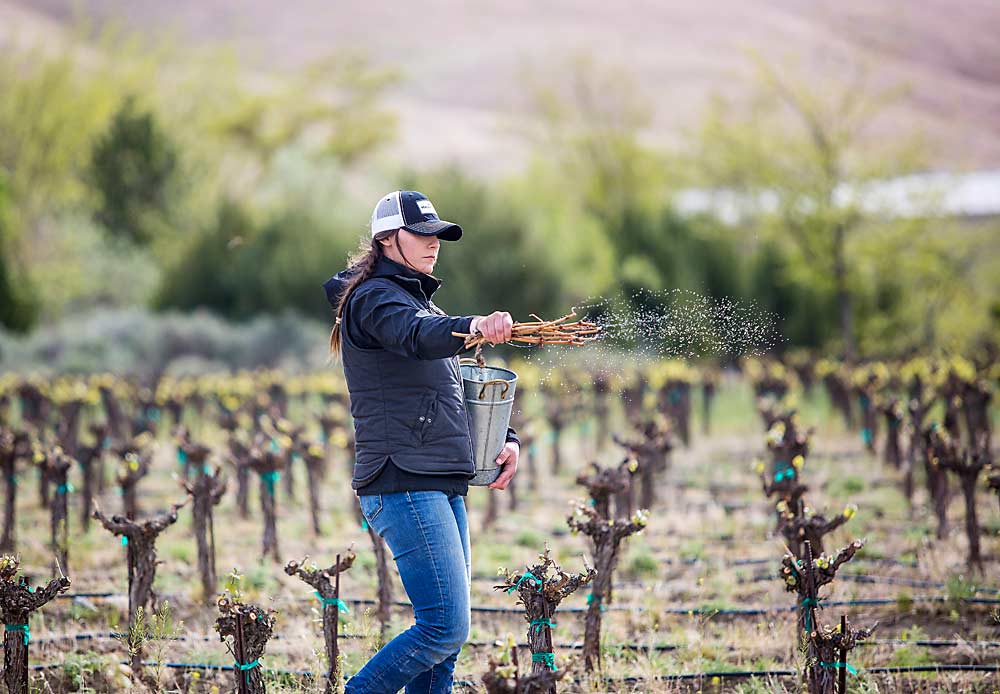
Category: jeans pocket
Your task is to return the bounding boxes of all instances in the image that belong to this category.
[358,494,383,524]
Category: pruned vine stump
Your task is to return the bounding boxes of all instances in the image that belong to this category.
[494,547,595,690]
[567,497,647,671]
[216,596,276,694]
[780,539,864,648]
[0,554,70,694]
[284,550,356,693]
[808,614,877,694]
[180,441,227,602]
[94,499,186,630]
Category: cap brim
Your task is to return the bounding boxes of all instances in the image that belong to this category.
[403,220,463,241]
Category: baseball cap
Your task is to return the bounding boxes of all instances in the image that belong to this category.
[370,190,463,241]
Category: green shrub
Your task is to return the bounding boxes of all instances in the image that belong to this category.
[946,574,977,604]
[888,644,934,667]
[826,475,865,497]
[896,592,914,613]
[625,549,659,578]
[514,530,543,548]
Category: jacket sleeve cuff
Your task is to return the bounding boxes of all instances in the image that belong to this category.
[505,426,520,446]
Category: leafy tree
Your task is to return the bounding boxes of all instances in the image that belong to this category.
[154,200,250,318]
[0,33,151,252]
[692,58,924,360]
[400,166,567,323]
[0,30,162,322]
[89,96,179,246]
[208,54,399,175]
[518,56,685,308]
[854,218,999,354]
[0,175,39,332]
[748,239,837,350]
[154,199,354,321]
[521,53,669,227]
[517,55,752,354]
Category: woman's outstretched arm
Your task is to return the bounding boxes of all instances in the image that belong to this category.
[351,286,475,360]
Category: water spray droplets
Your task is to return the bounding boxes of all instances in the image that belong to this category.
[576,288,781,358]
[514,288,782,386]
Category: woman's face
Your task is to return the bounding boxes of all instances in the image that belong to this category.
[382,228,441,275]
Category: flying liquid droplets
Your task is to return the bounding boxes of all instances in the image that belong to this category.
[513,288,782,388]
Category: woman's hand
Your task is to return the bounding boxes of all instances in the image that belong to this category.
[488,441,519,490]
[472,311,513,345]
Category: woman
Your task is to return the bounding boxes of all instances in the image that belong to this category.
[323,190,521,693]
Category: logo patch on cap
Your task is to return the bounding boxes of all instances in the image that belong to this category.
[416,199,437,216]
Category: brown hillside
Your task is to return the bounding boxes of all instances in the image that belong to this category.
[4,0,999,175]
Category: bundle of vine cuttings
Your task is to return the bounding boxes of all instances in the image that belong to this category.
[453,310,602,350]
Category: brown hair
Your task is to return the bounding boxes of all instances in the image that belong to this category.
[327,228,419,359]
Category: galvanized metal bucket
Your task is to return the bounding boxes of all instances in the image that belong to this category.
[460,360,518,486]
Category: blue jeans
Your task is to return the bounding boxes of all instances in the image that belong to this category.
[346,491,471,694]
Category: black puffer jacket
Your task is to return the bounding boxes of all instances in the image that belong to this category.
[323,256,517,491]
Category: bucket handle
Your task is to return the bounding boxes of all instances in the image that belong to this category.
[459,358,481,366]
[478,379,510,400]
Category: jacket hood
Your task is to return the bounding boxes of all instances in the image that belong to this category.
[322,267,356,309]
[323,256,442,309]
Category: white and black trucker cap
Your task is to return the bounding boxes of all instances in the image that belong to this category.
[370,190,463,241]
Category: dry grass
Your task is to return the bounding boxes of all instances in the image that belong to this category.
[10,381,1000,692]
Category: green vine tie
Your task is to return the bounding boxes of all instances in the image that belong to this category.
[820,660,857,675]
[314,592,350,613]
[587,592,606,612]
[260,471,280,496]
[237,658,261,684]
[507,571,540,594]
[774,464,794,482]
[5,623,29,645]
[801,597,819,632]
[532,652,557,671]
[529,618,556,633]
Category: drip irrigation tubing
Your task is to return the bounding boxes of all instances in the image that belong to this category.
[33,658,482,686]
[609,664,1000,683]
[861,639,1000,649]
[331,594,1000,616]
[467,556,920,584]
[647,596,1000,617]
[15,630,1000,653]
[27,659,1000,682]
[1,631,368,647]
[647,555,919,568]
[837,573,999,594]
[7,630,682,652]
[56,554,931,604]
[473,569,962,593]
[51,593,1000,616]
[736,572,1000,595]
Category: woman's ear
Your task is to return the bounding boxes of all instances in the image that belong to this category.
[377,229,402,249]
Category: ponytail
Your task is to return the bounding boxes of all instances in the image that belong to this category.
[328,229,397,359]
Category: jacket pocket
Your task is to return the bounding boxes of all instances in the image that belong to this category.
[412,389,439,444]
